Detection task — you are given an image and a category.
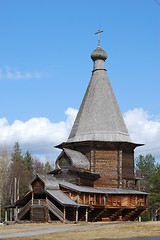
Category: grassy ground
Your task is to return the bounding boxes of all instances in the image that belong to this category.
[0,221,160,240]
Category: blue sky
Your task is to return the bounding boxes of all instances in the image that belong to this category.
[0,0,160,162]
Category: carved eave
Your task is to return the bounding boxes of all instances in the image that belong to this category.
[55,140,144,151]
[48,166,100,180]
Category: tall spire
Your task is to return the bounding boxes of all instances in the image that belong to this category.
[67,44,131,144]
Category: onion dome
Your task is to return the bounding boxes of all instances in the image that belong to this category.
[91,46,107,61]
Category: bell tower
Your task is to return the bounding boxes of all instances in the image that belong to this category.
[56,36,142,189]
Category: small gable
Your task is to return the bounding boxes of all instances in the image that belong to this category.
[31,177,44,193]
[31,174,59,193]
[57,157,71,170]
[55,148,90,171]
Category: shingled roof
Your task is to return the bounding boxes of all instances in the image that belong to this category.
[63,148,90,169]
[67,46,131,143]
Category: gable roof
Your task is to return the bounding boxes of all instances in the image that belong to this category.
[54,148,90,170]
[67,46,132,144]
[31,174,60,190]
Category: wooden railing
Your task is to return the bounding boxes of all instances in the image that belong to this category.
[33,199,46,205]
[18,200,32,220]
[47,200,64,222]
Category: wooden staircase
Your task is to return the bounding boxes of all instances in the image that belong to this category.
[30,199,46,222]
[129,209,146,221]
[123,209,139,221]
[18,198,65,223]
[93,208,107,221]
[31,205,46,222]
[110,209,124,221]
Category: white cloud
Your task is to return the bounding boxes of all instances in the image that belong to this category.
[0,66,42,80]
[0,108,78,162]
[0,107,160,163]
[124,108,160,160]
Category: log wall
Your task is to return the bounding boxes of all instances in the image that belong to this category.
[122,151,134,179]
[93,150,119,188]
[87,147,136,189]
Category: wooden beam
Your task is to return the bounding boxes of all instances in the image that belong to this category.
[63,207,66,223]
[5,209,7,222]
[76,208,78,222]
[118,150,123,188]
[85,208,88,222]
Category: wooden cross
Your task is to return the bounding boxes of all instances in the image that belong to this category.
[95,29,103,46]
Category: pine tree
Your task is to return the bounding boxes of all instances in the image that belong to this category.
[11,142,23,163]
[136,154,160,221]
[23,150,34,178]
[149,165,160,220]
[0,145,11,221]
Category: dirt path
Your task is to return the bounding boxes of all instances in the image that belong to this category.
[0,223,107,239]
[0,222,160,239]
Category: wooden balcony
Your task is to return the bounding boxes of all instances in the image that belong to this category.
[106,194,147,208]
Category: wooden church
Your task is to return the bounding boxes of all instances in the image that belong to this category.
[7,37,148,223]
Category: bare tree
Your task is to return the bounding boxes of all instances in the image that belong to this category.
[0,144,11,221]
